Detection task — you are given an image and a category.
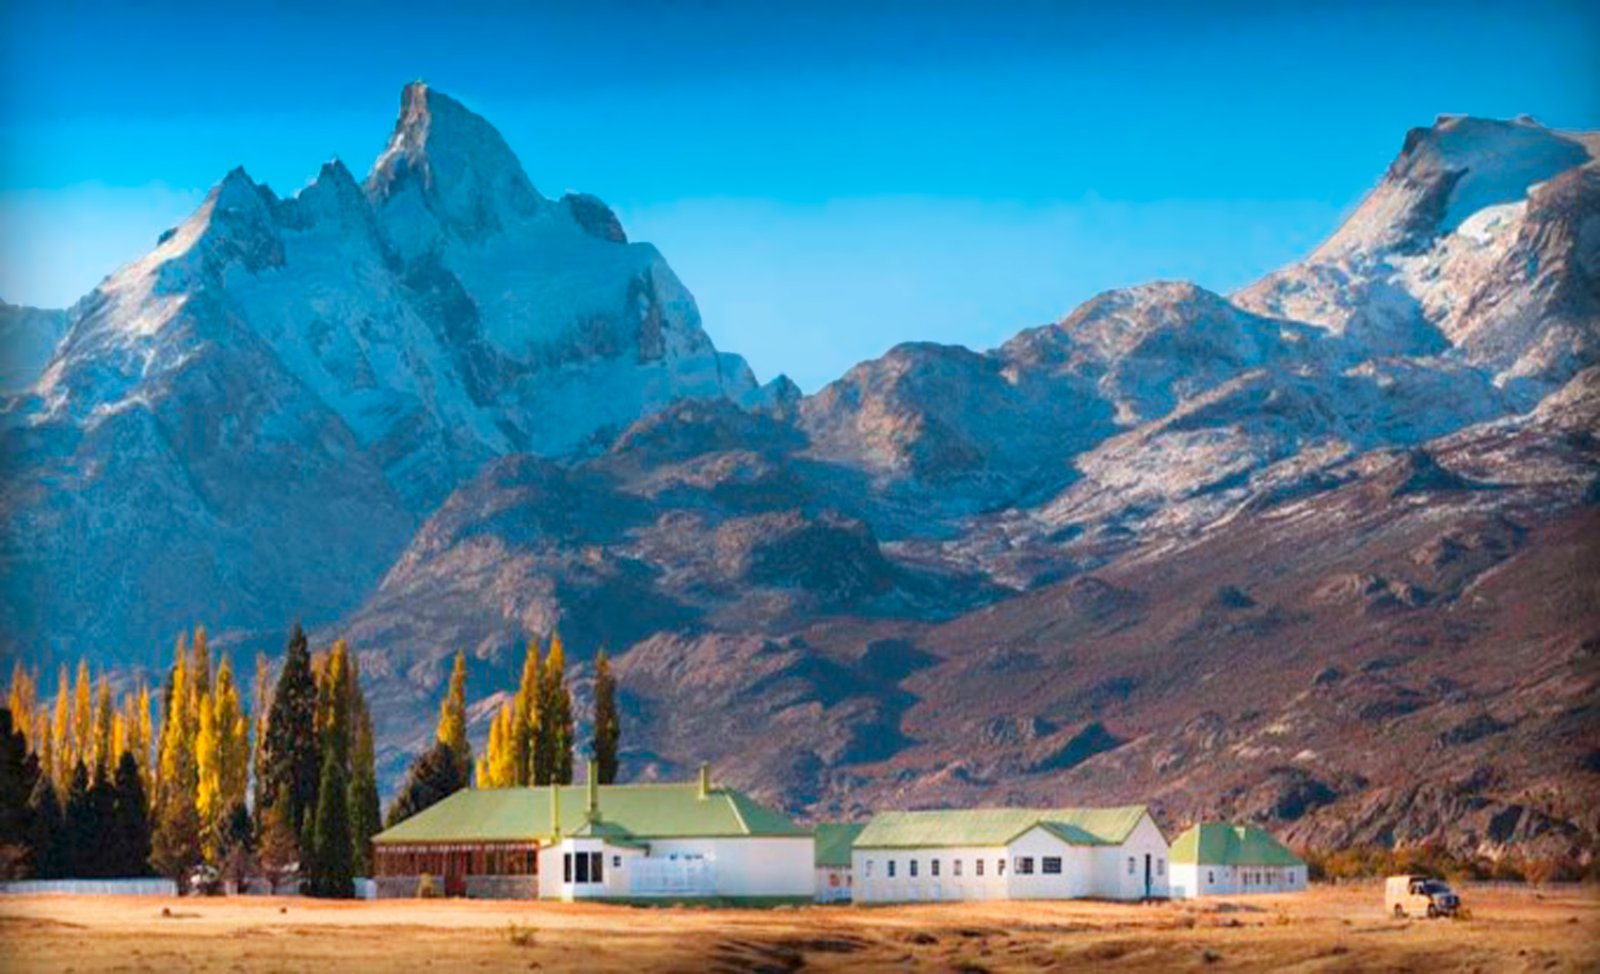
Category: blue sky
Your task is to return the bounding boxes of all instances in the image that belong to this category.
[2,1,1596,390]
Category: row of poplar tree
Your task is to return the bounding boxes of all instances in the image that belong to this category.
[384,635,621,827]
[0,624,622,896]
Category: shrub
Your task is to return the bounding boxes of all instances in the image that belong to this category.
[505,922,537,948]
[1519,857,1584,885]
[416,873,440,898]
[1489,859,1526,883]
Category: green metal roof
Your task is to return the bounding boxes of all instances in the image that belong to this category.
[374,783,808,845]
[1169,823,1304,867]
[813,823,866,867]
[854,805,1149,850]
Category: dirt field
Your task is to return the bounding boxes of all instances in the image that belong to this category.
[0,883,1594,972]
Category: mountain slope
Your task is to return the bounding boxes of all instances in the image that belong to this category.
[342,113,1596,856]
[0,84,758,663]
[0,301,68,395]
[1,99,1595,856]
[614,371,1600,857]
[1236,116,1598,394]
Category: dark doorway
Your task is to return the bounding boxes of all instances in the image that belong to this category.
[1143,853,1152,898]
[446,849,468,897]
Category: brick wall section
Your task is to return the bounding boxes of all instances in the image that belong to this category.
[466,875,540,900]
[375,876,423,899]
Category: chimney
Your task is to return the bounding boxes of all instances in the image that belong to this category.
[586,760,599,821]
[550,781,562,839]
[697,763,711,800]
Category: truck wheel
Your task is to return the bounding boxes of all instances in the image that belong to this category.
[1427,904,1438,919]
[1393,905,1405,919]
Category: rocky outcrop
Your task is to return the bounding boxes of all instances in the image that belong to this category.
[0,83,758,661]
[3,101,1596,857]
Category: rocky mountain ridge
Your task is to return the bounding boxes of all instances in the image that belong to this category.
[2,93,1595,857]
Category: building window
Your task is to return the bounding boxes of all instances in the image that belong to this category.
[613,856,622,868]
[1157,859,1165,877]
[931,860,940,877]
[1016,857,1035,875]
[975,859,984,877]
[1127,857,1136,875]
[953,860,963,877]
[865,860,874,878]
[1042,857,1062,875]
[563,853,573,883]
[591,852,604,883]
[997,859,1006,876]
[574,852,590,883]
[888,860,896,878]
[909,860,919,878]
[1207,870,1215,884]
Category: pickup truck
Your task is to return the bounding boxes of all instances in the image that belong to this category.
[1385,874,1461,918]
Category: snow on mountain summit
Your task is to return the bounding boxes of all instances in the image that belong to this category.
[2,81,759,661]
[1315,115,1591,259]
[1236,115,1597,393]
[366,82,545,250]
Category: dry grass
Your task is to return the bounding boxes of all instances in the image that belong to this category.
[0,883,1594,972]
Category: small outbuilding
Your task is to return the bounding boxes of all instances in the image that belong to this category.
[813,823,864,903]
[372,766,814,903]
[1168,823,1306,898]
[851,805,1170,903]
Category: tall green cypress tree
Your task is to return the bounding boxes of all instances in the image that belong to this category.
[513,639,540,786]
[306,751,353,898]
[591,651,620,785]
[110,752,152,877]
[62,761,92,877]
[0,707,37,872]
[25,774,62,879]
[347,656,381,877]
[260,623,320,841]
[537,635,574,785]
[86,761,118,877]
[150,778,202,889]
[385,742,465,828]
[435,650,470,776]
[303,641,350,888]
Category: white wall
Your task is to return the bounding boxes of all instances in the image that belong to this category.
[852,813,1171,904]
[1006,828,1095,900]
[0,879,177,896]
[648,836,814,898]
[1087,813,1170,900]
[852,845,1011,903]
[538,836,813,900]
[1170,862,1306,898]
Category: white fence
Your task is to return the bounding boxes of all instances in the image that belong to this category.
[0,879,177,896]
[628,858,715,897]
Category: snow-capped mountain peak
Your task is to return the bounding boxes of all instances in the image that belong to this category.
[2,81,760,664]
[1235,115,1597,392]
[1316,115,1592,260]
[366,81,544,248]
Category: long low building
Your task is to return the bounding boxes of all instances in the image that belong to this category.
[1168,823,1307,898]
[371,766,814,902]
[850,805,1171,903]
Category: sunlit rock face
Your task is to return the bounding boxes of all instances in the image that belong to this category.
[2,98,1596,858]
[0,82,756,663]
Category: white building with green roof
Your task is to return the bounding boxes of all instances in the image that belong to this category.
[371,766,814,902]
[850,805,1170,903]
[813,823,865,903]
[1168,823,1307,898]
